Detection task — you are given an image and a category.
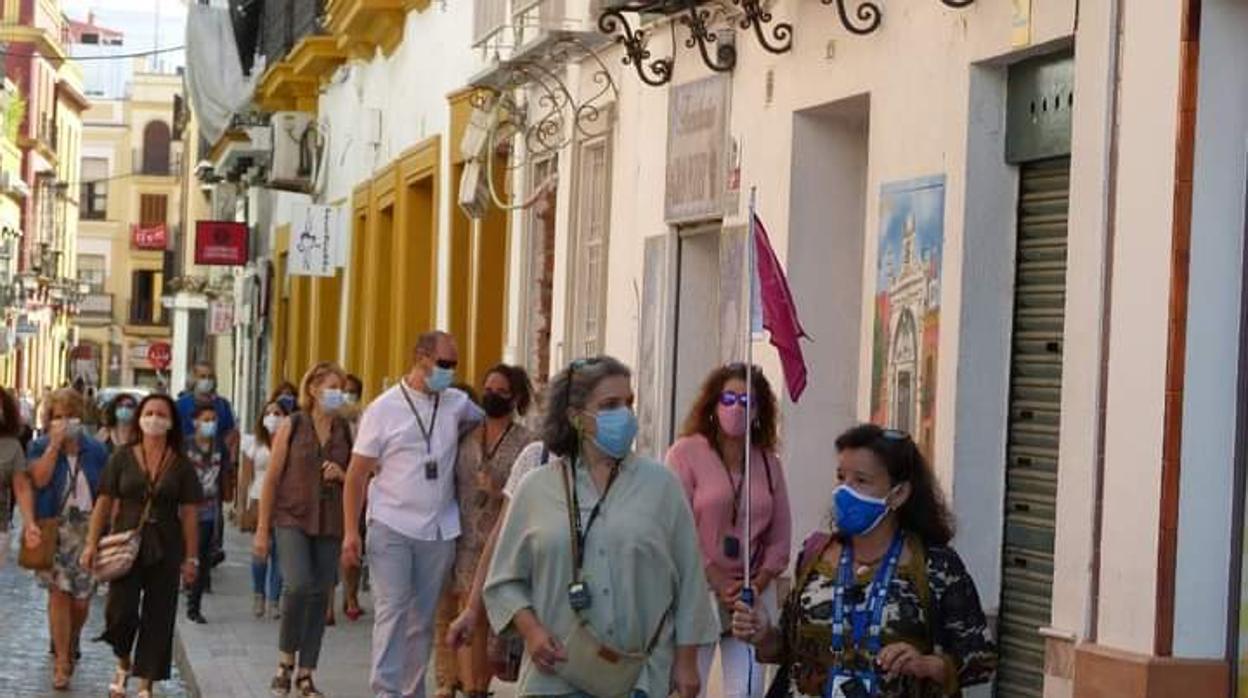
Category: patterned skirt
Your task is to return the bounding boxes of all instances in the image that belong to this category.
[36,508,98,600]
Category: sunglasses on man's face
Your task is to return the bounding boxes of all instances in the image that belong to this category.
[719,391,751,408]
[434,359,458,370]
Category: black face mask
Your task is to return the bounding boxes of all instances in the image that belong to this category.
[481,391,514,418]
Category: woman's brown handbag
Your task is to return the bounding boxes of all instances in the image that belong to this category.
[487,630,525,683]
[18,466,79,571]
[17,518,59,571]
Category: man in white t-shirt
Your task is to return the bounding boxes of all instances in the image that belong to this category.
[343,330,484,698]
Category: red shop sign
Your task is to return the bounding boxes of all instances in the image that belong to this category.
[131,224,167,250]
[195,221,249,266]
[146,341,171,370]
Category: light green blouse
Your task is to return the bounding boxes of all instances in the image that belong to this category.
[484,454,720,697]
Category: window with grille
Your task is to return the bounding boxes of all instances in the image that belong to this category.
[78,254,106,292]
[80,157,108,220]
[139,194,168,227]
[569,138,610,360]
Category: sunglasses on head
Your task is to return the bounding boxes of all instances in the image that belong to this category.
[719,390,751,407]
[881,428,912,442]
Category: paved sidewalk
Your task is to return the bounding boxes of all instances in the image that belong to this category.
[176,526,519,698]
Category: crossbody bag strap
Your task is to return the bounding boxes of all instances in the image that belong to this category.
[644,602,675,654]
[55,455,79,516]
[136,450,174,529]
[558,459,580,583]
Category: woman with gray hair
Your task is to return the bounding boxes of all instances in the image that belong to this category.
[483,356,719,698]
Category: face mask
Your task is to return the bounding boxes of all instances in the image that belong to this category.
[140,415,171,436]
[262,414,281,434]
[427,366,455,393]
[590,407,638,460]
[833,484,896,537]
[716,404,748,438]
[198,421,218,439]
[195,378,215,395]
[481,391,514,419]
[62,418,82,439]
[277,395,297,412]
[115,406,136,424]
[320,388,345,412]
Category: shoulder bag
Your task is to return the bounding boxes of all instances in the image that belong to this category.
[554,460,671,698]
[93,450,171,582]
[18,459,79,571]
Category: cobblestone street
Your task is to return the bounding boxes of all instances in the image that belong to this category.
[0,535,190,697]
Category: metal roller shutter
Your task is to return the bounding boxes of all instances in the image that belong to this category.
[996,156,1070,698]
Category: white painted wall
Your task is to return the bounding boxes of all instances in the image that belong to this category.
[317,2,483,331]
[1174,0,1248,659]
[1094,1,1184,654]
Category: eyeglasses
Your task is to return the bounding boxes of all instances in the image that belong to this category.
[719,391,751,407]
[881,428,912,442]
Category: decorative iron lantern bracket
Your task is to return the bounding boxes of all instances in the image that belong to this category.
[823,0,975,36]
[598,0,792,87]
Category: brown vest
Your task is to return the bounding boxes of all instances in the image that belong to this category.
[274,412,352,538]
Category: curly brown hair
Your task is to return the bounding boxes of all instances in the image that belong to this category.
[834,423,955,546]
[679,363,779,451]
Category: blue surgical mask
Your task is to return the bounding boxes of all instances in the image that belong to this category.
[427,366,454,393]
[115,406,135,424]
[833,484,895,537]
[198,421,218,439]
[320,388,345,412]
[590,407,638,460]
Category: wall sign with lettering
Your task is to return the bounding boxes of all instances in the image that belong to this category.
[665,74,731,223]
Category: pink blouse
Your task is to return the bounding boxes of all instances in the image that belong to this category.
[666,434,792,590]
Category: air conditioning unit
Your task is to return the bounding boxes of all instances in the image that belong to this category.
[268,111,317,192]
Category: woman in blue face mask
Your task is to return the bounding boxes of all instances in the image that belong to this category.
[99,394,139,455]
[730,424,996,698]
[482,356,720,698]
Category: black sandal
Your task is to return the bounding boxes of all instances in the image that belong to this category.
[270,663,294,696]
[295,674,325,697]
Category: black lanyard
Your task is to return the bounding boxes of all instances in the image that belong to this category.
[399,382,440,453]
[481,422,515,465]
[563,459,620,574]
[715,445,747,527]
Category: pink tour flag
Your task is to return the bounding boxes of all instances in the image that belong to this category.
[752,213,809,402]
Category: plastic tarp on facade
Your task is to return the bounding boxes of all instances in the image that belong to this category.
[185,3,257,146]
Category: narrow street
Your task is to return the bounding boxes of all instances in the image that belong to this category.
[0,536,189,697]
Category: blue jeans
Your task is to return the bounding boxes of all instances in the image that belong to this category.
[251,529,282,600]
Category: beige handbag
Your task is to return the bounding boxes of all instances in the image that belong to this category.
[93,452,169,582]
[556,461,671,698]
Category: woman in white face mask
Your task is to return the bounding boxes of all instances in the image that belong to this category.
[83,393,204,698]
[242,399,291,618]
[14,388,110,690]
[730,424,997,698]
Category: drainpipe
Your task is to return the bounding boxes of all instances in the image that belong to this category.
[1155,0,1202,657]
[1087,0,1126,644]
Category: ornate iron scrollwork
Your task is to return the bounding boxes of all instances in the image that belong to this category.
[735,0,792,54]
[598,5,674,87]
[821,0,975,36]
[679,2,735,73]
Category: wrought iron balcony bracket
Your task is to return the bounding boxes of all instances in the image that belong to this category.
[598,4,675,87]
[734,0,792,54]
[823,0,975,35]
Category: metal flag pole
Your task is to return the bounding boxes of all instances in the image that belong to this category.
[743,186,757,611]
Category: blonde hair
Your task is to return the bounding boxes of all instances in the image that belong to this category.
[299,361,347,413]
[47,388,85,419]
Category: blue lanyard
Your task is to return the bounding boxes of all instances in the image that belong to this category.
[830,531,905,673]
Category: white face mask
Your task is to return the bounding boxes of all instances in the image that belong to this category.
[140,415,172,436]
[262,414,281,434]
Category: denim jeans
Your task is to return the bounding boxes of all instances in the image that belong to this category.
[275,527,340,669]
[251,529,282,600]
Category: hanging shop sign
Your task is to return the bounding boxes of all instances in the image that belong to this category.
[195,221,250,266]
[209,301,234,335]
[146,341,172,371]
[665,74,731,223]
[131,223,168,251]
[288,204,345,277]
